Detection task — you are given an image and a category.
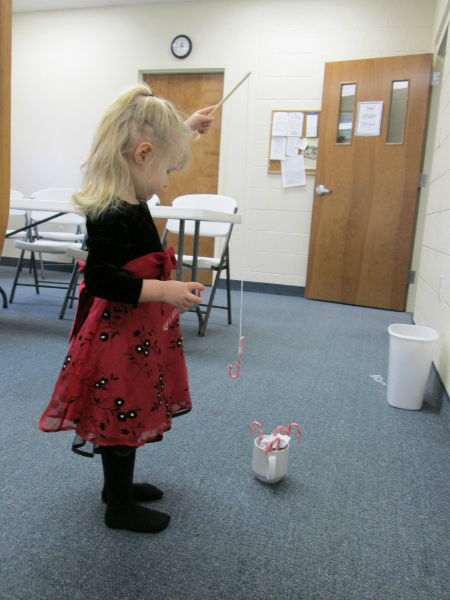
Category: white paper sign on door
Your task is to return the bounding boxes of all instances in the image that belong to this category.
[355,101,383,136]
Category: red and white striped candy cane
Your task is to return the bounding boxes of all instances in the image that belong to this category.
[250,421,263,441]
[272,426,289,436]
[228,336,244,378]
[265,436,282,456]
[287,423,301,439]
[163,308,179,331]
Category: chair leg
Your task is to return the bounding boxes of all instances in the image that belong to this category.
[69,271,80,309]
[198,267,223,337]
[225,250,232,325]
[39,252,45,279]
[30,253,40,294]
[59,261,79,319]
[0,286,7,308]
[9,249,26,303]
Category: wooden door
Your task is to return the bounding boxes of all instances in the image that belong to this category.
[143,72,224,284]
[305,54,432,311]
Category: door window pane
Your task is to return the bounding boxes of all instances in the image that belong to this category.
[336,83,356,144]
[387,81,409,144]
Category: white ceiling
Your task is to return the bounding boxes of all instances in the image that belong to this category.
[13,0,218,13]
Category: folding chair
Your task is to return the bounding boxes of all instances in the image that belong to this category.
[161,194,238,336]
[2,191,28,308]
[9,188,84,305]
[147,195,160,208]
[30,188,84,278]
[6,190,29,242]
[59,245,88,319]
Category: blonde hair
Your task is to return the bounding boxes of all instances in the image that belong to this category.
[74,83,194,216]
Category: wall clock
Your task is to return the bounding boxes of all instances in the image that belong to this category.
[171,35,192,59]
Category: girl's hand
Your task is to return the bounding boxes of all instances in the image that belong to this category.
[185,106,215,134]
[161,280,205,311]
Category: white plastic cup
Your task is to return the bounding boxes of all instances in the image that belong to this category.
[387,324,439,410]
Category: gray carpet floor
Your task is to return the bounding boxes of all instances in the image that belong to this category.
[1,265,449,600]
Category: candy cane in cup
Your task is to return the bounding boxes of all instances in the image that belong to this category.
[265,436,282,456]
[250,421,263,442]
[273,426,289,436]
[287,423,301,439]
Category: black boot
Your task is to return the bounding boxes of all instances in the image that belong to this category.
[101,448,163,503]
[102,447,170,534]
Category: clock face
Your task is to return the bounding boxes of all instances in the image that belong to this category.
[171,35,192,59]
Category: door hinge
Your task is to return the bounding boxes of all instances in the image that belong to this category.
[407,270,416,285]
[418,173,428,188]
[430,70,440,86]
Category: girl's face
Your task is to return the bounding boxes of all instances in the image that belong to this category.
[137,160,171,201]
[130,142,174,201]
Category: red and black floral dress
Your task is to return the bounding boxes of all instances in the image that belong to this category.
[39,199,191,456]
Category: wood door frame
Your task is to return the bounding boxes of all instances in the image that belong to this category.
[139,68,225,77]
[0,0,12,259]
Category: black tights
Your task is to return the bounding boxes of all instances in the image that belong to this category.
[101,446,170,533]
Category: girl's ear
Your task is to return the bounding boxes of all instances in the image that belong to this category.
[135,142,153,164]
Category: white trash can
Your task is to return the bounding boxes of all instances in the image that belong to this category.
[387,324,439,410]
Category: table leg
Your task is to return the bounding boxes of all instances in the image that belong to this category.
[176,220,185,281]
[191,221,200,282]
[191,221,204,334]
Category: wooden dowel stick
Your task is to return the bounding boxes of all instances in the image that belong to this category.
[210,72,251,115]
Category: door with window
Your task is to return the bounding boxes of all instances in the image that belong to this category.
[305,54,433,311]
[143,72,224,284]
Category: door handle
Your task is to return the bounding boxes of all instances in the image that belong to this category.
[315,185,332,195]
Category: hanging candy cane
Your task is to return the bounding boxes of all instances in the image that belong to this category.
[228,336,244,379]
[250,420,263,441]
[287,423,301,439]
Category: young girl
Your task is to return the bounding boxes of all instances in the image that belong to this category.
[39,84,214,534]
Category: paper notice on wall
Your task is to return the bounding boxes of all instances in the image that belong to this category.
[297,138,308,151]
[281,155,306,187]
[287,112,304,137]
[270,136,287,160]
[286,136,300,156]
[306,113,318,137]
[272,112,289,136]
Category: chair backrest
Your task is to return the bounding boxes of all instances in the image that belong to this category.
[32,188,75,201]
[166,194,237,238]
[66,245,88,261]
[10,189,25,217]
[30,188,84,226]
[147,195,160,208]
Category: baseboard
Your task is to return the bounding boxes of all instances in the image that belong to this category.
[218,279,305,297]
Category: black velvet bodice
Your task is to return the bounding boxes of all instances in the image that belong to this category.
[84,200,163,305]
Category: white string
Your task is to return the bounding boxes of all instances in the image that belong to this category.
[228,74,251,378]
[370,375,387,387]
[238,74,251,340]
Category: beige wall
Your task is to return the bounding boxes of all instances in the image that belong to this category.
[415,0,450,393]
[8,0,436,278]
[9,0,449,395]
